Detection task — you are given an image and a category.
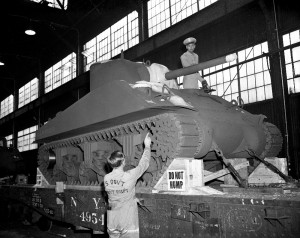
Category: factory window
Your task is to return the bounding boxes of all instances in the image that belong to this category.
[18,78,38,108]
[5,135,13,148]
[0,95,14,119]
[83,11,138,71]
[98,29,111,62]
[44,53,76,93]
[148,0,170,37]
[283,29,300,94]
[111,17,128,57]
[111,11,138,57]
[202,42,272,104]
[198,0,218,10]
[84,38,97,71]
[30,0,68,10]
[170,0,198,25]
[128,11,139,48]
[17,126,38,152]
[148,0,218,37]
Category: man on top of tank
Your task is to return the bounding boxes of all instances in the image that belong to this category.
[180,37,210,90]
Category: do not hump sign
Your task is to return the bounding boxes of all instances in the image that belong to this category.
[167,170,185,191]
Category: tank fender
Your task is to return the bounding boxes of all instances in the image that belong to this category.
[241,125,266,156]
[210,123,244,155]
[241,113,266,126]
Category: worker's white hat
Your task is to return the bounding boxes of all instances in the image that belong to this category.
[183,37,196,45]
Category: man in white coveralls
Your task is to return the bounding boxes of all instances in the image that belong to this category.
[180,37,210,90]
[104,133,152,238]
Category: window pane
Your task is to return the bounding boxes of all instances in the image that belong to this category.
[210,74,217,86]
[294,61,300,76]
[256,72,264,87]
[240,76,247,91]
[264,71,271,85]
[290,30,300,45]
[241,91,248,104]
[294,77,300,92]
[256,86,265,101]
[246,62,254,75]
[216,84,224,96]
[292,46,300,61]
[284,50,292,64]
[286,64,293,79]
[283,33,290,47]
[223,69,230,81]
[265,85,273,99]
[248,75,255,89]
[248,88,256,103]
[239,65,247,77]
[238,51,246,62]
[254,58,263,73]
[224,82,231,94]
[231,80,238,93]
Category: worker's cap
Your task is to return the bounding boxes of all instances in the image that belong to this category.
[183,37,196,46]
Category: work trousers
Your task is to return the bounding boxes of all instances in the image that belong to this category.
[107,201,139,238]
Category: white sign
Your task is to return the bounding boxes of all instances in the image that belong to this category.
[167,170,185,191]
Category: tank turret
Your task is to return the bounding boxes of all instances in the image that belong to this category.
[36,56,282,188]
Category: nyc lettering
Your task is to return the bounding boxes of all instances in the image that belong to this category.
[71,197,102,209]
[71,197,105,225]
[168,170,185,191]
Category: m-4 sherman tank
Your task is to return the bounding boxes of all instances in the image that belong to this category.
[36,55,282,188]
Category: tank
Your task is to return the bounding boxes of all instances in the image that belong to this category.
[35,55,282,188]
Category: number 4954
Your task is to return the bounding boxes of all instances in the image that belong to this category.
[79,211,104,225]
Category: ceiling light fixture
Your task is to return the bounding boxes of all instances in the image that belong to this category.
[25,20,36,36]
[0,61,4,66]
[25,28,36,36]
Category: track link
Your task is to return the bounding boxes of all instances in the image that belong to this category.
[260,122,283,158]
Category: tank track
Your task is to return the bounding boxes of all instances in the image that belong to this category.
[248,122,283,174]
[38,112,200,188]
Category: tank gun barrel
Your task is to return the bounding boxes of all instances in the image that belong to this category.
[165,53,237,80]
